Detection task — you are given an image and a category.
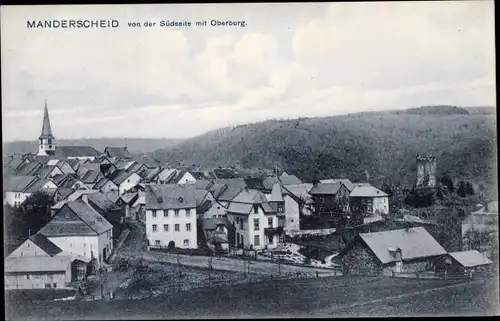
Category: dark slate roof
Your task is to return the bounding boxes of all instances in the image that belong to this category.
[135,155,161,168]
[29,233,62,256]
[36,165,59,179]
[81,170,102,184]
[4,175,39,192]
[104,147,132,159]
[54,146,102,158]
[193,179,212,190]
[66,200,113,234]
[24,178,52,193]
[208,183,228,199]
[197,199,213,214]
[145,184,197,210]
[57,187,76,200]
[112,170,139,185]
[202,217,228,231]
[269,183,284,202]
[6,157,24,170]
[165,170,189,184]
[320,178,354,191]
[15,162,42,176]
[120,192,139,204]
[309,182,344,195]
[94,177,110,190]
[228,189,277,214]
[279,174,303,185]
[88,192,121,212]
[195,190,210,206]
[126,163,145,174]
[40,102,54,139]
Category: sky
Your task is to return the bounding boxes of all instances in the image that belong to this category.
[1,2,496,142]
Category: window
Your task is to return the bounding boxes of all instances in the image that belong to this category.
[254,219,260,231]
[152,210,157,218]
[254,235,260,246]
[253,204,259,214]
[268,235,273,244]
[164,210,168,217]
[240,220,244,229]
[320,197,324,203]
[186,223,191,231]
[186,209,191,217]
[268,218,273,227]
[183,239,189,246]
[26,274,30,280]
[175,224,180,232]
[213,215,216,218]
[152,224,157,232]
[127,179,130,183]
[319,207,323,212]
[174,209,179,217]
[163,224,169,232]
[278,205,284,212]
[236,217,240,224]
[155,240,160,246]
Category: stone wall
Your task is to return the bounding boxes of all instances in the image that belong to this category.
[342,241,383,276]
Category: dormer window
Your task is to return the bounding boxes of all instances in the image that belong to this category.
[253,204,259,214]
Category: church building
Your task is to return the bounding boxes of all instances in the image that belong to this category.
[36,100,102,161]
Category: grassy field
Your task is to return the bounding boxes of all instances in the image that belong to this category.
[6,276,496,320]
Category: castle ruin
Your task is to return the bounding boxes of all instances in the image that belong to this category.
[415,154,437,189]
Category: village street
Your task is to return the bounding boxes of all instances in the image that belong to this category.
[116,220,341,278]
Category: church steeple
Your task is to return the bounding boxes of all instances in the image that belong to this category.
[40,98,54,139]
[37,99,56,156]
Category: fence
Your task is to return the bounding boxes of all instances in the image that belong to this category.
[391,270,480,281]
[286,228,337,238]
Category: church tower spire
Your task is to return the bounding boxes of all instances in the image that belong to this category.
[37,99,56,156]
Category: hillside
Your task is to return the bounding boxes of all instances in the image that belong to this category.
[3,138,183,156]
[151,106,497,188]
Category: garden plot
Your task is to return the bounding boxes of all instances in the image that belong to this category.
[258,243,340,268]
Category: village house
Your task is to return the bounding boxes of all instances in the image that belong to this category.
[338,227,447,276]
[226,188,279,250]
[349,183,390,222]
[445,250,493,276]
[39,199,114,268]
[36,165,64,180]
[281,183,314,216]
[4,175,57,207]
[461,200,498,256]
[320,178,355,192]
[94,177,119,193]
[109,170,143,195]
[308,182,351,227]
[202,217,231,252]
[116,192,139,218]
[4,233,90,289]
[145,184,198,249]
[103,146,133,160]
[195,189,226,220]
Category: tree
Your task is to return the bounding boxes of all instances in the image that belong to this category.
[439,175,455,193]
[456,181,467,197]
[464,181,475,196]
[463,228,494,254]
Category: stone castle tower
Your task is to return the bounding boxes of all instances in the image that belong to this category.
[416,153,436,188]
[37,99,56,156]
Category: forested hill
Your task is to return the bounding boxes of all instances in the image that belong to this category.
[151,106,497,187]
[3,138,183,156]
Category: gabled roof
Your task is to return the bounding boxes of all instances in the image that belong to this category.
[47,159,60,166]
[357,227,447,264]
[193,179,212,190]
[81,169,102,184]
[5,256,72,273]
[269,183,284,202]
[135,155,161,168]
[54,146,102,158]
[94,177,113,190]
[143,167,162,181]
[195,190,210,206]
[145,184,197,210]
[158,168,177,182]
[65,200,113,234]
[24,178,53,193]
[202,217,229,231]
[36,165,60,179]
[112,170,139,185]
[164,170,191,184]
[15,162,42,176]
[126,162,146,174]
[227,202,253,214]
[52,189,99,210]
[28,233,63,256]
[309,182,344,195]
[87,192,121,212]
[448,250,493,268]
[281,183,314,201]
[4,175,39,192]
[104,146,132,159]
[320,178,354,191]
[57,187,76,200]
[278,174,303,186]
[350,184,388,198]
[120,192,139,204]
